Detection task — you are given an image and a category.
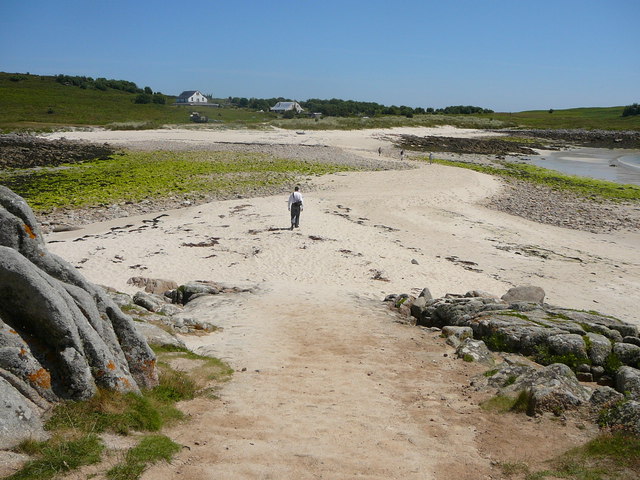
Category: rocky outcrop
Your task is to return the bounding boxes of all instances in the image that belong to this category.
[0,134,115,169]
[108,279,255,340]
[384,284,640,428]
[0,187,158,448]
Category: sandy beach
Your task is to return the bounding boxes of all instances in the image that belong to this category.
[43,126,639,479]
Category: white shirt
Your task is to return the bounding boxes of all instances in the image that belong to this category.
[288,191,303,210]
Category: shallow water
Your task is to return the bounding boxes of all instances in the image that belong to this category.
[514,148,640,186]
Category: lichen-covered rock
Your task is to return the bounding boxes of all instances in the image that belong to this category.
[455,338,494,365]
[510,363,592,415]
[616,366,640,399]
[486,361,539,389]
[585,332,612,366]
[590,386,624,407]
[623,336,640,347]
[0,377,48,449]
[599,400,640,436]
[547,333,588,359]
[442,326,473,348]
[613,343,640,367]
[0,186,158,448]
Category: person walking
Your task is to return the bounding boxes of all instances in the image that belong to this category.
[429,152,433,164]
[378,146,382,156]
[288,186,304,230]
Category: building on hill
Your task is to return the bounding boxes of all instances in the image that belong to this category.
[270,101,304,114]
[175,90,208,105]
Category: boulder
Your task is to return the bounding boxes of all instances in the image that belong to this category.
[613,343,640,367]
[547,333,588,359]
[599,400,640,436]
[486,361,539,389]
[127,277,178,295]
[0,377,48,449]
[418,287,433,299]
[465,290,500,299]
[166,282,221,305]
[0,187,158,448]
[157,303,183,316]
[616,366,640,399]
[585,332,612,366]
[410,296,428,319]
[133,291,165,312]
[511,363,592,415]
[623,336,640,347]
[455,338,494,365]
[501,285,545,305]
[590,386,625,407]
[108,291,135,308]
[134,322,185,349]
[442,326,473,348]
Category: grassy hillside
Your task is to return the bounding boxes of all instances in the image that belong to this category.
[0,73,270,131]
[1,72,639,131]
[485,106,640,131]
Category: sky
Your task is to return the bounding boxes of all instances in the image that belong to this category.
[1,0,638,112]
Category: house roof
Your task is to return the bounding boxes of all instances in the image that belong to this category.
[178,90,201,99]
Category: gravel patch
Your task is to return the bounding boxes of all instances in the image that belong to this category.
[485,178,640,233]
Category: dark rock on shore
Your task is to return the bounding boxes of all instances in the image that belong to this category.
[0,133,116,169]
[500,129,640,149]
[393,134,543,156]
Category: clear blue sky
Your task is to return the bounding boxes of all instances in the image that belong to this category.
[1,0,638,112]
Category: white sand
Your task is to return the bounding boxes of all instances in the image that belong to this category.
[46,125,639,325]
[44,127,639,479]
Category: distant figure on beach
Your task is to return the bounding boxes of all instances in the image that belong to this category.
[400,149,404,160]
[288,186,304,230]
[378,146,382,156]
[429,152,433,164]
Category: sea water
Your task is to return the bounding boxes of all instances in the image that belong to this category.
[516,148,640,186]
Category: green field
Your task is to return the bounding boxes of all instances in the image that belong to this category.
[485,106,640,131]
[2,72,638,132]
[0,73,272,131]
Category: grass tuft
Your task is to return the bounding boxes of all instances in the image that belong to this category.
[107,434,181,480]
[8,434,103,480]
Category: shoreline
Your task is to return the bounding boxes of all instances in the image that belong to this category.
[6,128,633,235]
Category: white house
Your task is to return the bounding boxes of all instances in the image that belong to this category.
[176,90,208,104]
[270,101,304,114]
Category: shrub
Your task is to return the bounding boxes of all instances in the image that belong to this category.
[622,103,640,117]
[532,344,590,371]
[603,352,623,376]
[134,93,152,104]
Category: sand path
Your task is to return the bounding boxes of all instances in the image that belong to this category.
[46,129,639,479]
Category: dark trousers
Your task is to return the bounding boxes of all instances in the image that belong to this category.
[290,204,301,227]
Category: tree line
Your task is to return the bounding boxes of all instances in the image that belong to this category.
[54,74,496,115]
[227,96,494,117]
[55,75,166,104]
